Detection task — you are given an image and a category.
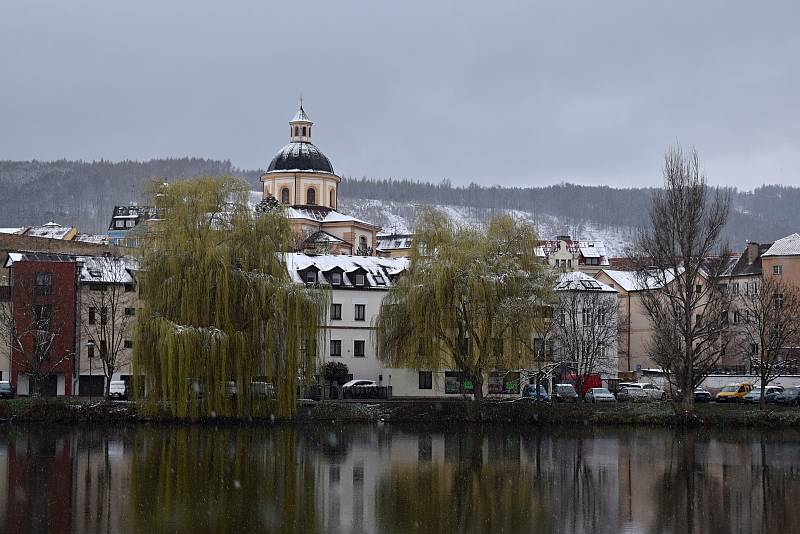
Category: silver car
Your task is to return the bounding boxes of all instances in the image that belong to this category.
[586,387,616,403]
[617,382,667,401]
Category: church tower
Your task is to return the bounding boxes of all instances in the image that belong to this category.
[261,103,339,209]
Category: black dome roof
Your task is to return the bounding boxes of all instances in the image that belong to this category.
[267,142,334,173]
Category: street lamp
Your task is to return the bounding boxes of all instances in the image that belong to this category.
[86,339,95,402]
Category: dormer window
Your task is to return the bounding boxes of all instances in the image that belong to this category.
[355,273,365,287]
[305,271,317,283]
[375,273,385,285]
[331,271,342,285]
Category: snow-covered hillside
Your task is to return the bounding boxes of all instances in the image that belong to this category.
[249,191,636,257]
[337,198,636,257]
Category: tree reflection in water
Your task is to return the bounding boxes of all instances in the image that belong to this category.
[0,425,798,533]
[129,427,318,533]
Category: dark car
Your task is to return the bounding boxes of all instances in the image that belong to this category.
[774,387,800,406]
[522,383,550,401]
[0,381,14,399]
[693,388,713,403]
[554,383,579,403]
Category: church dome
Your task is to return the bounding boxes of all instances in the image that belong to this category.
[267,142,334,173]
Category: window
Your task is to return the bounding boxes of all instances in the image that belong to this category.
[353,340,365,358]
[329,189,335,207]
[88,307,96,325]
[354,273,365,287]
[330,340,342,357]
[124,284,134,293]
[581,308,591,325]
[731,283,739,295]
[305,271,317,283]
[34,272,53,295]
[358,236,368,254]
[294,126,299,136]
[125,307,136,316]
[750,343,759,355]
[732,310,741,324]
[586,257,599,266]
[281,188,290,204]
[302,126,306,136]
[124,339,133,349]
[374,273,385,285]
[774,292,784,310]
[721,311,728,325]
[695,284,702,294]
[330,271,342,285]
[533,338,554,358]
[100,307,108,326]
[330,303,342,320]
[773,264,783,275]
[87,345,95,359]
[419,371,433,390]
[445,371,474,394]
[114,220,125,229]
[354,304,366,321]
[306,188,316,205]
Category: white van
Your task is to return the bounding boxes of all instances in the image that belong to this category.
[109,380,128,400]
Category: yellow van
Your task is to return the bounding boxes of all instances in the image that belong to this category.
[715,383,754,403]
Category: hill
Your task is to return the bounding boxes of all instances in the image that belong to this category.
[1,159,798,254]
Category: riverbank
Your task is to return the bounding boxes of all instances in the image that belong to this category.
[2,398,800,428]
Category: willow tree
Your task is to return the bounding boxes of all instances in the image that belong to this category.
[375,208,552,400]
[133,177,325,418]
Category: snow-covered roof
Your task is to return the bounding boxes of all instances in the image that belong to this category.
[762,233,800,257]
[22,222,74,240]
[376,233,413,251]
[537,238,609,265]
[284,253,408,288]
[74,233,110,245]
[291,106,311,123]
[0,228,24,235]
[77,256,138,284]
[599,268,681,292]
[555,271,617,293]
[579,246,601,258]
[286,207,379,228]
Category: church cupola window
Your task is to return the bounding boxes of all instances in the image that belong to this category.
[281,188,290,204]
[306,188,316,205]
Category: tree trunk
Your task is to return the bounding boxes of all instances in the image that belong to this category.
[104,377,111,400]
[759,383,767,410]
[472,372,483,402]
[678,373,694,413]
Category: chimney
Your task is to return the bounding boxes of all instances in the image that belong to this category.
[747,242,761,264]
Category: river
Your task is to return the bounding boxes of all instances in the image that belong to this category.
[0,424,798,533]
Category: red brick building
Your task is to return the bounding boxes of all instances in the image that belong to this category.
[3,253,80,396]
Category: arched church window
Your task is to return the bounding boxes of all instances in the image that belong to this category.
[302,126,306,137]
[281,188,290,204]
[294,127,299,136]
[329,189,335,208]
[359,235,368,254]
[307,188,316,205]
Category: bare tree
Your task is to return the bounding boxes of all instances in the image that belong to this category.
[733,276,800,409]
[81,256,137,399]
[634,146,732,413]
[0,274,74,397]
[552,287,618,399]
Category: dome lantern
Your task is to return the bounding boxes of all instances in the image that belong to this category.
[289,102,313,143]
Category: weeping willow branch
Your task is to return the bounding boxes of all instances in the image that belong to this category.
[133,176,326,418]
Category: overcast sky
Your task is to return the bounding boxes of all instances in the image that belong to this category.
[1,1,798,189]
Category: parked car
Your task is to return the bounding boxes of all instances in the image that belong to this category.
[108,380,128,400]
[522,383,550,401]
[715,383,754,403]
[553,383,579,403]
[617,386,650,402]
[617,382,667,400]
[774,387,800,406]
[586,388,616,403]
[693,388,713,403]
[342,379,378,399]
[0,381,14,399]
[742,385,783,404]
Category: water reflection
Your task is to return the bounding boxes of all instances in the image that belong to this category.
[0,424,798,533]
